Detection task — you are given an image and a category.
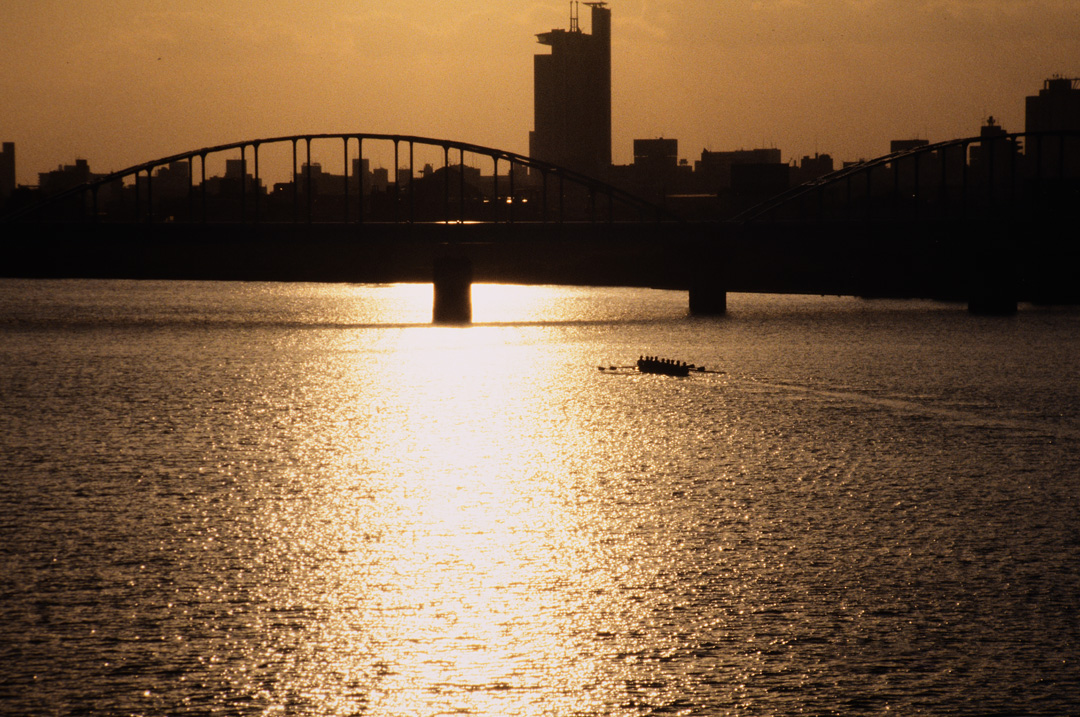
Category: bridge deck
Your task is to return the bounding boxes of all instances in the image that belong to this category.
[3,218,1076,308]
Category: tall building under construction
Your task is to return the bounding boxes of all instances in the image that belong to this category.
[530,2,611,178]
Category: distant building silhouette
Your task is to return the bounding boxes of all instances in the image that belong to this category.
[608,137,692,205]
[0,142,14,202]
[39,159,92,195]
[887,139,935,193]
[371,167,390,192]
[303,163,340,195]
[890,139,930,154]
[633,138,679,176]
[351,157,373,189]
[1026,77,1080,133]
[188,159,262,203]
[731,162,790,196]
[152,161,191,198]
[225,159,248,181]
[969,116,1020,183]
[694,148,782,191]
[530,1,611,177]
[791,153,834,185]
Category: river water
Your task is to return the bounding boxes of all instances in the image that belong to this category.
[1,279,1078,716]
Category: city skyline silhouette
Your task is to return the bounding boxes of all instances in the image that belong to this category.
[2,1,1078,187]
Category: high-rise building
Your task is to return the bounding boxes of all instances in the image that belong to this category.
[1025,77,1080,133]
[530,2,611,177]
[1025,77,1080,176]
[0,142,15,202]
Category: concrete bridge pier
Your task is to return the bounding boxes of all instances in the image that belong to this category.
[432,254,473,324]
[684,240,728,315]
[688,253,727,315]
[689,282,727,315]
[968,289,1018,315]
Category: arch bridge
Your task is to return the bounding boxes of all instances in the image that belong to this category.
[4,133,678,225]
[4,130,1080,317]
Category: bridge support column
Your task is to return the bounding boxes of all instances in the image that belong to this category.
[689,280,727,315]
[433,255,473,324]
[968,286,1018,315]
[965,228,1018,315]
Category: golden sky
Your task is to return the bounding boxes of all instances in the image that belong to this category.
[2,0,1078,184]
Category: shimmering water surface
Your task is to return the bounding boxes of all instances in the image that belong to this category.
[2,279,1079,716]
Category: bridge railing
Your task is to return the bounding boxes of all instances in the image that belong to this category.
[736,130,1080,224]
[1,134,680,226]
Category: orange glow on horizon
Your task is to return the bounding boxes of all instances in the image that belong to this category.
[2,1,1078,185]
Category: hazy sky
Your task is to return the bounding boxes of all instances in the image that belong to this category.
[2,1,1078,184]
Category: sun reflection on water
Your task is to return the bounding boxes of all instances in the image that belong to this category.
[257,288,627,715]
[362,281,667,326]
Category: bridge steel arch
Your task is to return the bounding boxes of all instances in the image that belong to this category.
[3,133,681,226]
[736,130,1080,224]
